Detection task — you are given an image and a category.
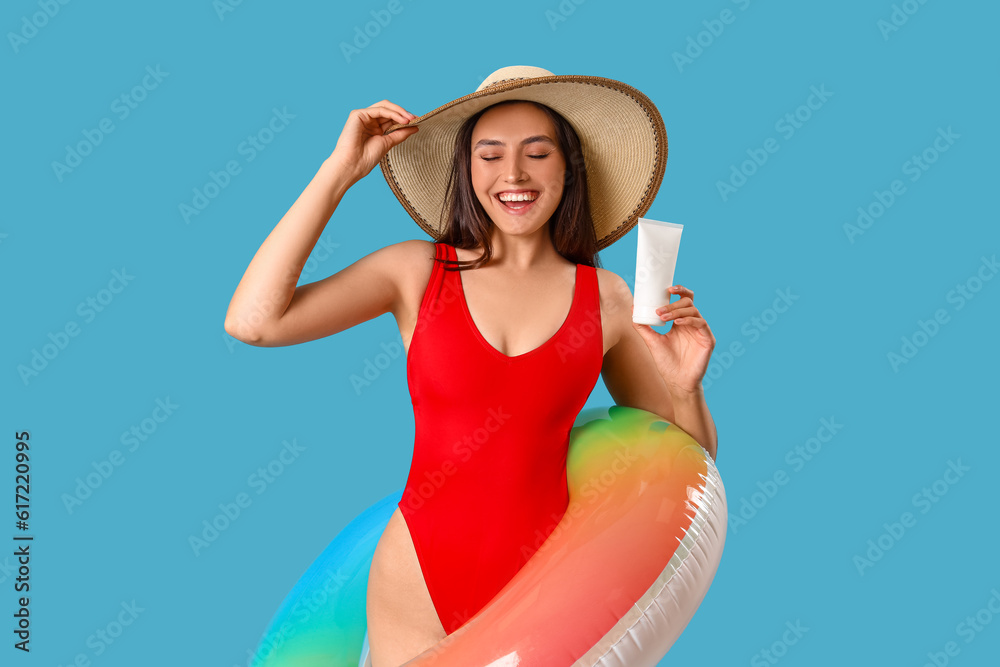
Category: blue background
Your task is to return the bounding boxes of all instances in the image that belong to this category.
[3,0,998,665]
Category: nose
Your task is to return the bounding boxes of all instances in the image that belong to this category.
[503,154,528,183]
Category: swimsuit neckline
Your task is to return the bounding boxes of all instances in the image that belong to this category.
[450,244,580,361]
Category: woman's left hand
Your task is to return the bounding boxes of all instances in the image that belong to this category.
[632,285,716,394]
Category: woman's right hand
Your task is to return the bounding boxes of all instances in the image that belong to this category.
[329,100,419,184]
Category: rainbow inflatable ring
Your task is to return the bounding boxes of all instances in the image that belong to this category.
[248,405,727,666]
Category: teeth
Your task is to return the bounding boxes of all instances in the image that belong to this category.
[498,192,537,202]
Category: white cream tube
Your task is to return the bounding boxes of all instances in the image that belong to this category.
[632,218,683,326]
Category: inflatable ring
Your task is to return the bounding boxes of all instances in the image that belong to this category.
[248,405,726,666]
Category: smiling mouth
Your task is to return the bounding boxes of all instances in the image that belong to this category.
[495,192,539,210]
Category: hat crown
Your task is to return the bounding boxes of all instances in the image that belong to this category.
[475,65,555,93]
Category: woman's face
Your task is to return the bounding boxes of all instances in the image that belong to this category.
[469,102,567,237]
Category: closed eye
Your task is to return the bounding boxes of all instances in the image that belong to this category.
[480,154,551,162]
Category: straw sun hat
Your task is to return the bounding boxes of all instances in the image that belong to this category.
[378,65,667,251]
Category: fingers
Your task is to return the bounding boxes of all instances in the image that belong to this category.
[658,305,701,322]
[657,296,693,314]
[657,293,703,323]
[352,104,412,129]
[667,285,693,299]
[669,315,708,327]
[366,100,418,126]
[370,99,417,119]
[383,124,419,149]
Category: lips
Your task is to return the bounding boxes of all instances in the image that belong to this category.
[495,191,539,212]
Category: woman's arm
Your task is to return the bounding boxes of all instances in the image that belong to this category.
[664,386,717,462]
[224,100,419,346]
[600,271,718,460]
[223,158,356,344]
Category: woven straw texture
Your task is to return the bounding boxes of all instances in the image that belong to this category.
[379,68,667,251]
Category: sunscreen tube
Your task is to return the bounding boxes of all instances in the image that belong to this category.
[633,218,683,326]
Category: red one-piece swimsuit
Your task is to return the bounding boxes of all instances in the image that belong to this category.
[399,241,604,634]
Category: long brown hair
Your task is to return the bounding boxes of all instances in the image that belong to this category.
[434,99,602,272]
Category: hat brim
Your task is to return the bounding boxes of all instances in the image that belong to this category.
[379,74,667,251]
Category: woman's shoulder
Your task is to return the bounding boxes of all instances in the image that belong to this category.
[374,239,439,292]
[593,266,633,346]
[593,266,631,304]
[385,239,442,321]
[392,238,439,262]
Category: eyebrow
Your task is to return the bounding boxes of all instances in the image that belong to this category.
[473,135,556,150]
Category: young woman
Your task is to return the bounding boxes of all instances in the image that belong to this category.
[225,66,718,667]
